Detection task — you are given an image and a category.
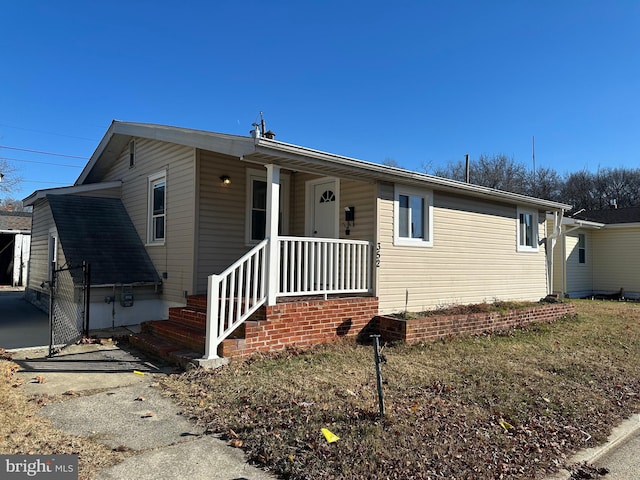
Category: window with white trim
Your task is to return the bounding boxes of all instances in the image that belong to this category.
[394,186,433,247]
[148,171,166,244]
[517,207,538,252]
[578,233,586,264]
[245,169,289,244]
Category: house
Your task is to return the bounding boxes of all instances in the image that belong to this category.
[0,210,31,287]
[551,206,640,299]
[24,121,571,361]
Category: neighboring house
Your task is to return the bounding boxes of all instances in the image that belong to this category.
[24,121,571,359]
[551,206,640,299]
[0,211,31,287]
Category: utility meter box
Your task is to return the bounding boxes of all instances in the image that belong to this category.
[120,286,134,307]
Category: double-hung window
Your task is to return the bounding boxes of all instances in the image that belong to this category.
[148,171,166,244]
[578,233,586,264]
[516,207,538,252]
[394,186,433,247]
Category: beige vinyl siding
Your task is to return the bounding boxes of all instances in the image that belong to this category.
[377,183,548,314]
[195,150,252,293]
[26,198,55,293]
[290,174,376,240]
[73,187,121,198]
[564,231,593,294]
[101,138,197,304]
[338,179,376,241]
[290,172,316,236]
[592,226,640,293]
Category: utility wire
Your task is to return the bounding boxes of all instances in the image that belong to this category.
[0,156,83,168]
[0,145,88,159]
[0,122,98,142]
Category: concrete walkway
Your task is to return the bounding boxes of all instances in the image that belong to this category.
[0,287,49,349]
[11,343,276,480]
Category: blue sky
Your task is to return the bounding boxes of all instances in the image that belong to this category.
[1,1,639,201]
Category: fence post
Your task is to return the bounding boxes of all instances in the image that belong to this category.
[83,261,91,337]
[371,334,386,417]
[48,261,56,357]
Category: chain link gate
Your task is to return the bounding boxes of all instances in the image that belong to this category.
[48,261,91,356]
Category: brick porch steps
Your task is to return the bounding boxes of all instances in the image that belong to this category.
[128,332,203,370]
[129,294,253,368]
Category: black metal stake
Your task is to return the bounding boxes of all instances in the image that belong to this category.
[371,334,386,417]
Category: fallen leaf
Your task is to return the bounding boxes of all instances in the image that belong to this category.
[34,375,47,384]
[229,439,243,448]
[63,390,77,396]
[134,396,146,402]
[321,428,340,443]
[141,412,155,418]
[499,419,515,431]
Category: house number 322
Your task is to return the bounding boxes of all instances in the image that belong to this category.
[376,242,381,267]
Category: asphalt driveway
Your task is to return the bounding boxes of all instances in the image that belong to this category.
[0,287,49,349]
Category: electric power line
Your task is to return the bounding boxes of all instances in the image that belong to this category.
[0,156,83,168]
[0,123,98,142]
[0,145,88,159]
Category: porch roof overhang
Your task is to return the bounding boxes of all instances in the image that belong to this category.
[245,137,572,212]
[560,217,605,230]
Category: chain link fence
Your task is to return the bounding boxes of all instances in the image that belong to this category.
[49,263,90,356]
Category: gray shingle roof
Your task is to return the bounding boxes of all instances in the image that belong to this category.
[572,206,640,225]
[47,195,160,286]
[0,211,32,231]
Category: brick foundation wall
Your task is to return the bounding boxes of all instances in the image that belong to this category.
[377,302,576,344]
[220,297,379,359]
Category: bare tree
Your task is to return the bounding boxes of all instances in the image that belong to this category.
[561,170,598,211]
[527,167,563,202]
[381,158,402,168]
[431,154,531,194]
[0,198,27,212]
[0,159,22,196]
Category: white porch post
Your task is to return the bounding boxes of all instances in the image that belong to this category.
[265,164,281,306]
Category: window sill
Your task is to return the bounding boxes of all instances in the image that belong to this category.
[146,241,166,247]
[394,237,433,248]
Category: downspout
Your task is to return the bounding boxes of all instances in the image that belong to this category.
[547,209,564,297]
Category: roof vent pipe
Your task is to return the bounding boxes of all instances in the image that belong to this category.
[250,122,261,139]
[465,154,470,183]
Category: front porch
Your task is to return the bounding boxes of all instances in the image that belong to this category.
[132,292,378,367]
[130,163,379,365]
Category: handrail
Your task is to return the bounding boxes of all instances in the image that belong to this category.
[203,239,268,359]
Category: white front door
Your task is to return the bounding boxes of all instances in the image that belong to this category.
[308,179,338,238]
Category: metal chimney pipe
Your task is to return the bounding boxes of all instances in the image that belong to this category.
[465,154,470,183]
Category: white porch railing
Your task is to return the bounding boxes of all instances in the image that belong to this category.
[204,239,268,359]
[278,236,373,296]
[204,236,374,359]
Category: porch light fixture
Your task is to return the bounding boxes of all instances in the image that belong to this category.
[220,175,231,185]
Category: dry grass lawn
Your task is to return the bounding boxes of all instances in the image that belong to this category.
[2,300,640,479]
[162,300,640,479]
